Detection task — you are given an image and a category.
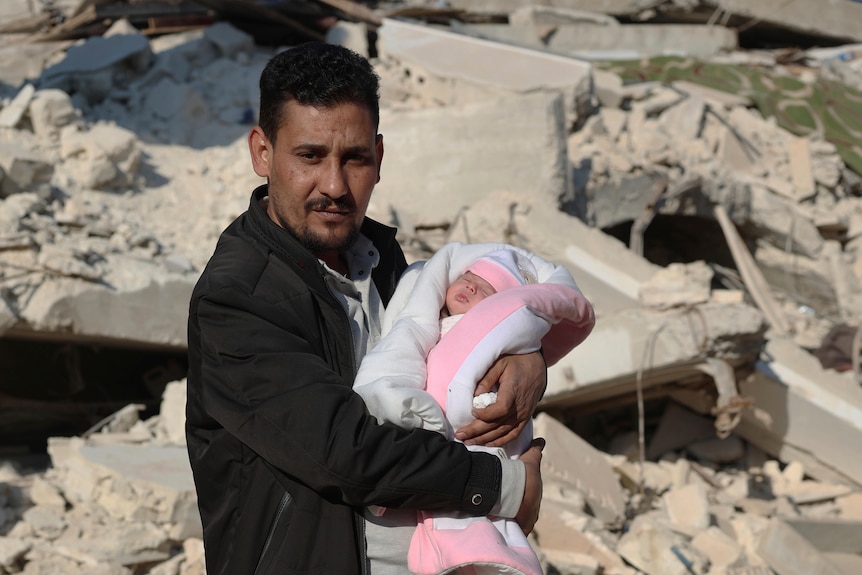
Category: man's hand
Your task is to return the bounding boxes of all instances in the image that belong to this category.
[515,438,544,535]
[454,351,546,447]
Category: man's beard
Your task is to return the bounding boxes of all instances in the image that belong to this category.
[293,197,360,255]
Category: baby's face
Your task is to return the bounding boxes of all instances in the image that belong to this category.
[445,271,496,316]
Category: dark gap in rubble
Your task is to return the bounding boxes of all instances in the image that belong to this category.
[0,337,187,452]
[561,395,669,455]
[603,214,737,271]
[616,13,848,51]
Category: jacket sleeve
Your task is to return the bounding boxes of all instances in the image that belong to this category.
[193,284,500,516]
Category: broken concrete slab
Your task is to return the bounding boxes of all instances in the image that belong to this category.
[371,91,570,227]
[546,300,765,407]
[532,498,631,574]
[707,0,862,44]
[447,0,645,16]
[735,336,862,488]
[754,240,842,320]
[757,516,845,575]
[785,517,862,554]
[671,80,752,108]
[533,412,627,525]
[14,257,194,349]
[509,5,618,28]
[376,17,592,125]
[439,190,660,313]
[40,31,153,105]
[548,23,737,59]
[53,520,172,567]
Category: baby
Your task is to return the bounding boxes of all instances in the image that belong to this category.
[354,243,595,575]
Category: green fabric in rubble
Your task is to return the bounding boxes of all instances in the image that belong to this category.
[602,56,862,176]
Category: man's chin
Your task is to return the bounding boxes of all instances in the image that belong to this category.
[299,225,360,255]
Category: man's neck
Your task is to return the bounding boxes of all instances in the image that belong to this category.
[318,250,349,277]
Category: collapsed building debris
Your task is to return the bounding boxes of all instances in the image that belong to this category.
[1,0,862,573]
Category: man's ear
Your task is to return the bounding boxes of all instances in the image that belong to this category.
[375,133,384,183]
[248,126,271,178]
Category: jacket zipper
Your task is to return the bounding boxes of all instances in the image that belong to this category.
[319,271,367,573]
[253,491,292,575]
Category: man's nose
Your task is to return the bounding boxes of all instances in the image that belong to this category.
[319,160,348,198]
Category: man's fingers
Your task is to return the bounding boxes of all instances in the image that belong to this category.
[455,418,513,444]
[465,424,518,447]
[474,359,504,397]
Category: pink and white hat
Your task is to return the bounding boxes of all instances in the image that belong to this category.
[467,249,537,293]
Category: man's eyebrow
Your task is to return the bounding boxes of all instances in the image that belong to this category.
[292,143,373,155]
[293,143,328,153]
[342,144,373,155]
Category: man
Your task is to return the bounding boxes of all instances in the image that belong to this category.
[186,41,547,575]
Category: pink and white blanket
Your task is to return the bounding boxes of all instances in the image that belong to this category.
[354,242,595,575]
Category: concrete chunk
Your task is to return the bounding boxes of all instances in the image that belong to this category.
[691,526,745,571]
[664,482,711,531]
[0,536,29,569]
[47,437,201,539]
[788,137,817,201]
[533,499,629,573]
[533,413,626,525]
[687,435,746,464]
[617,514,708,575]
[156,379,187,446]
[0,83,35,128]
[638,261,713,308]
[0,142,54,198]
[202,22,254,57]
[648,402,720,460]
[757,517,845,575]
[29,88,77,139]
[59,123,141,190]
[372,92,569,226]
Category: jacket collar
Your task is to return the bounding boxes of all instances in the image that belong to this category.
[245,184,400,290]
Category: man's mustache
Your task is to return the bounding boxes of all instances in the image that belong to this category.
[306,197,355,212]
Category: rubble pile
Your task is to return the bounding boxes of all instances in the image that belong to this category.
[2,383,862,575]
[1,0,862,573]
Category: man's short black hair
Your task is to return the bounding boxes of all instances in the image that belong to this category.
[258,42,381,144]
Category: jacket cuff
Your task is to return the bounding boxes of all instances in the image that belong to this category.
[492,456,525,518]
[461,452,501,516]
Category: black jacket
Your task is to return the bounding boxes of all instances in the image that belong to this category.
[186,186,502,575]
